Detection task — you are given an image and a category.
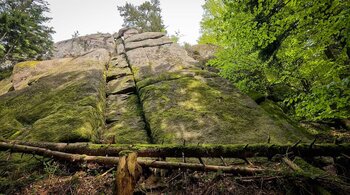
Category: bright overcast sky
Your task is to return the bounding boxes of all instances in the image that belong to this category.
[46,0,205,44]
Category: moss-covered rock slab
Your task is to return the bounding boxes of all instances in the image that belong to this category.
[106,75,135,95]
[106,94,134,122]
[120,31,312,145]
[107,65,132,81]
[105,94,149,144]
[0,49,109,142]
[0,77,12,96]
[139,75,311,144]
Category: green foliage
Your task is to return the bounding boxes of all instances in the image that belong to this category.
[43,160,60,176]
[0,0,54,63]
[117,0,165,32]
[199,0,350,121]
[0,152,42,194]
[0,66,13,80]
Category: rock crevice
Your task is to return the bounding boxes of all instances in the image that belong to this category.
[112,28,311,144]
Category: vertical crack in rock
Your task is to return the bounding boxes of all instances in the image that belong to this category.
[103,31,152,144]
[117,28,312,145]
[119,34,155,144]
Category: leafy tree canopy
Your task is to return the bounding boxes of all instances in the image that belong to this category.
[199,0,350,121]
[0,0,54,63]
[117,0,165,32]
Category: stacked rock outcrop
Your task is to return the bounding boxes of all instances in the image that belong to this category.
[0,28,311,144]
[107,28,311,144]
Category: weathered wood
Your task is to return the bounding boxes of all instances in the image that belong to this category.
[116,152,142,195]
[0,142,265,175]
[137,160,264,175]
[5,140,350,158]
[282,157,302,172]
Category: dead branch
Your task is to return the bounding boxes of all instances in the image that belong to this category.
[4,140,350,159]
[0,142,266,175]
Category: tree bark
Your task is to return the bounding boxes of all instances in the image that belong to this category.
[116,152,142,195]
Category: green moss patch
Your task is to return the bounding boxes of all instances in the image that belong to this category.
[260,100,313,140]
[139,74,312,144]
[0,69,105,142]
[105,94,149,144]
[0,152,43,194]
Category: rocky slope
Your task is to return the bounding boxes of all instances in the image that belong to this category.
[0,28,312,144]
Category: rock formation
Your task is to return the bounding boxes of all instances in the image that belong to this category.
[52,33,115,58]
[0,28,312,144]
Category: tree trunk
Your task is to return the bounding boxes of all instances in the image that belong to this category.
[116,152,142,195]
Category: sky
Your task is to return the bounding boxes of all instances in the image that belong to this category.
[46,0,205,44]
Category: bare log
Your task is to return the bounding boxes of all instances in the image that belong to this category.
[5,140,350,158]
[137,160,264,175]
[0,142,265,175]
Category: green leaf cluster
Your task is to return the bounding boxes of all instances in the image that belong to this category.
[117,0,165,32]
[199,0,350,121]
[0,0,54,63]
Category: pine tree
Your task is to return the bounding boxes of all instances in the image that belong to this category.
[117,0,165,32]
[0,0,55,63]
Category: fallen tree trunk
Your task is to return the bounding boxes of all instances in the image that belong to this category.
[0,142,264,175]
[5,140,350,158]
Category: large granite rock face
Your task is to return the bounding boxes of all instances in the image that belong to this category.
[0,49,109,142]
[0,28,311,145]
[119,28,311,144]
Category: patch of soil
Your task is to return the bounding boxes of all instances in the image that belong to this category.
[21,171,114,195]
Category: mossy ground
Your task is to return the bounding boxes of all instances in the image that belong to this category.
[0,152,114,194]
[0,152,43,194]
